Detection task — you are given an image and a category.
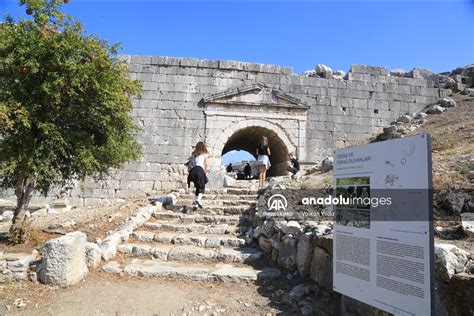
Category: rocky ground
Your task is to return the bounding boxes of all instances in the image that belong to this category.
[0,199,147,253]
[0,269,332,315]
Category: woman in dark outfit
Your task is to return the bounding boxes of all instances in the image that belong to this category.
[256,136,271,188]
[287,153,300,176]
[187,142,209,208]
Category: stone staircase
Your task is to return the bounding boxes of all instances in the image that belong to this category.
[103,187,281,282]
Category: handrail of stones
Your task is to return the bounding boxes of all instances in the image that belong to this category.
[0,191,182,287]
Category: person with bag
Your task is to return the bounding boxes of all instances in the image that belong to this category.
[256,136,271,188]
[186,141,209,208]
[287,153,300,176]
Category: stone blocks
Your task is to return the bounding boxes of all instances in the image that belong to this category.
[0,55,446,203]
[38,232,88,287]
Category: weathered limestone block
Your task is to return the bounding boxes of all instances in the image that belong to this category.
[316,64,333,79]
[281,221,302,235]
[205,170,226,189]
[390,68,406,77]
[351,64,388,76]
[99,232,122,261]
[117,243,134,254]
[434,243,468,282]
[85,242,101,269]
[132,245,152,257]
[101,261,123,274]
[296,232,314,277]
[132,231,155,242]
[38,232,88,287]
[6,254,36,281]
[223,175,236,187]
[278,236,298,270]
[461,213,474,237]
[261,219,276,238]
[258,235,273,253]
[443,192,464,214]
[310,246,333,290]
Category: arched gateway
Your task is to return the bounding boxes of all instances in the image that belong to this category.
[202,83,309,176]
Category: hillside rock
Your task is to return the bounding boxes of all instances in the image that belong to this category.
[397,114,412,123]
[383,125,397,135]
[440,97,457,108]
[443,192,465,214]
[415,112,428,120]
[426,105,446,115]
[321,157,334,172]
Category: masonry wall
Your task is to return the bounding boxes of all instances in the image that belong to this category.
[0,56,448,207]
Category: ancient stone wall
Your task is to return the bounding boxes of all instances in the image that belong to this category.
[0,56,450,207]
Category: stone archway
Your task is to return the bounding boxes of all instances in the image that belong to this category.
[210,119,296,176]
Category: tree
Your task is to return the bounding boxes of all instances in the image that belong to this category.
[0,0,142,243]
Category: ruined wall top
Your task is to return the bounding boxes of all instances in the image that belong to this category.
[121,55,294,75]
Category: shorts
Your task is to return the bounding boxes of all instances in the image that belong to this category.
[256,155,271,169]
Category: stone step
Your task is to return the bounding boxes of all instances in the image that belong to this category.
[195,188,259,195]
[143,221,249,235]
[102,259,281,282]
[177,198,256,207]
[179,194,258,201]
[117,243,263,264]
[132,231,247,248]
[166,204,255,215]
[152,211,249,225]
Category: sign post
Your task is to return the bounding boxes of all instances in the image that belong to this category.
[332,134,433,316]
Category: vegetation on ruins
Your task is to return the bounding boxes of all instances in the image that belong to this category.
[0,0,142,243]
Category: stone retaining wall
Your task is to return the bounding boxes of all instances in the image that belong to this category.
[248,195,473,316]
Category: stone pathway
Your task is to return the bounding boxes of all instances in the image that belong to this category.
[101,188,281,282]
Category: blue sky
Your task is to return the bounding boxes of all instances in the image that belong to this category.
[2,0,473,164]
[2,1,473,74]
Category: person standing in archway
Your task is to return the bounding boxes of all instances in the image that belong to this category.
[187,141,209,209]
[256,136,271,188]
[244,163,252,180]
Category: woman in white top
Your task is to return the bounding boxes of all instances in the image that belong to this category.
[187,142,209,208]
[256,136,271,188]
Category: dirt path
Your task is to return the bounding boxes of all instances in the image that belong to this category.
[0,272,289,315]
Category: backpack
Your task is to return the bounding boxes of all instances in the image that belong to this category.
[184,156,196,172]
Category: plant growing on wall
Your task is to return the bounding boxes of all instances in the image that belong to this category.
[0,0,142,243]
